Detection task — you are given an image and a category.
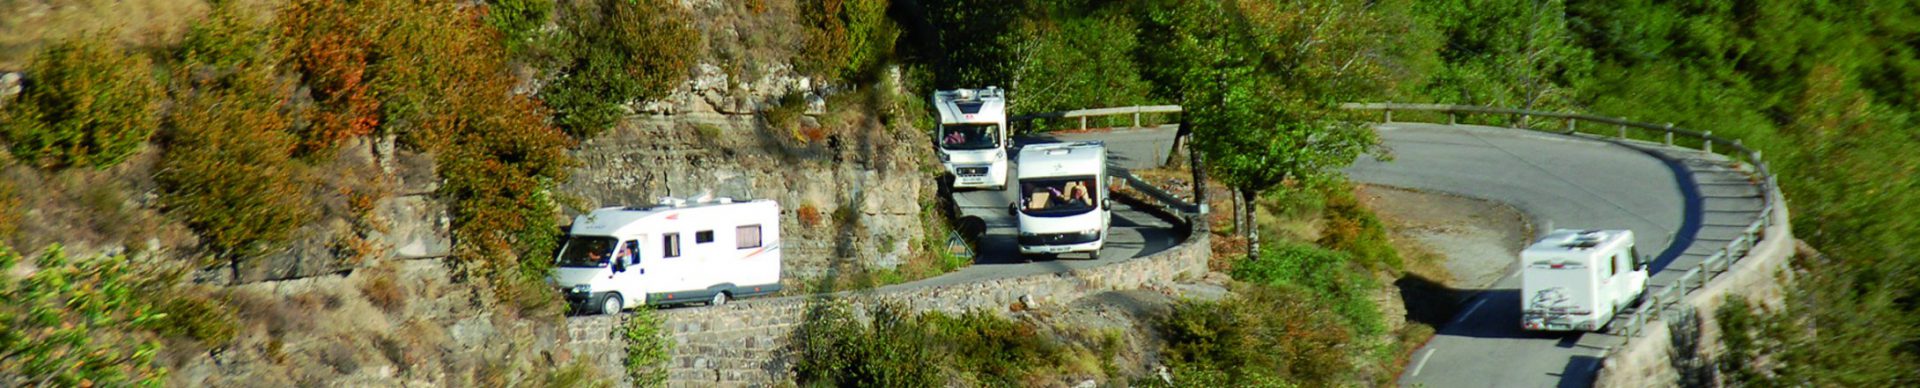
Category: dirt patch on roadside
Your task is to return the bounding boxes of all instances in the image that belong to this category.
[1358,184,1531,289]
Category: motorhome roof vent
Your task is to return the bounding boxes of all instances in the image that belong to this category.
[1562,230,1606,250]
[658,197,688,208]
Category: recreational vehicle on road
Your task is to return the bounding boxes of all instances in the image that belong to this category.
[933,87,1010,190]
[552,197,783,315]
[1010,141,1111,260]
[1520,229,1650,332]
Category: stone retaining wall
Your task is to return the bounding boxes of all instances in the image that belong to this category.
[1596,190,1794,387]
[565,232,1211,386]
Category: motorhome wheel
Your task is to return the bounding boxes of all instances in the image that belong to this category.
[602,293,623,315]
[711,292,729,306]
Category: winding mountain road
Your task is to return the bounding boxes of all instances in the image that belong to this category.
[1348,122,1767,387]
[910,127,1186,289]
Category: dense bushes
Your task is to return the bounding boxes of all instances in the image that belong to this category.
[484,0,556,55]
[799,0,895,80]
[542,0,699,139]
[156,53,314,269]
[0,246,232,386]
[0,33,161,169]
[1003,9,1152,117]
[1147,285,1352,387]
[793,300,1092,386]
[1231,242,1385,337]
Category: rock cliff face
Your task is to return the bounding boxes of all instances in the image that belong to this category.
[562,62,933,277]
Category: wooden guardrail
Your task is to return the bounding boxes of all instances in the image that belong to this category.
[1341,102,1780,340]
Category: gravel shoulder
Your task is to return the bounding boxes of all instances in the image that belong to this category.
[1357,184,1531,289]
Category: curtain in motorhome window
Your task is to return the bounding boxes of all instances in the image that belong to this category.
[696,230,715,244]
[664,233,682,258]
[737,225,762,249]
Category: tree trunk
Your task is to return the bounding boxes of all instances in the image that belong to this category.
[1183,115,1208,234]
[1243,188,1260,261]
[1231,191,1244,233]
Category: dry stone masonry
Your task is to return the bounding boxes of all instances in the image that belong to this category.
[565,232,1211,387]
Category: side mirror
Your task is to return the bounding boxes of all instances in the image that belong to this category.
[1102,198,1112,210]
[1008,202,1019,217]
[612,260,627,273]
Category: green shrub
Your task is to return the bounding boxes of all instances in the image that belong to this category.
[1004,10,1153,119]
[1153,286,1352,386]
[542,0,699,139]
[151,288,240,347]
[793,300,942,387]
[176,3,274,69]
[621,307,671,387]
[484,0,556,55]
[155,61,313,266]
[0,245,170,386]
[922,310,1065,385]
[1,32,161,169]
[799,0,895,80]
[1231,242,1385,337]
[1317,186,1402,272]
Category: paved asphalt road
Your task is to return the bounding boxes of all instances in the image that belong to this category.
[1348,123,1692,388]
[889,126,1186,290]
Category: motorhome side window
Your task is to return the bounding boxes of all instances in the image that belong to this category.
[737,225,762,249]
[1612,252,1627,276]
[696,230,715,244]
[663,233,682,258]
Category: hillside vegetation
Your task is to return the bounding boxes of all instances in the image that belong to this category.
[2,0,1916,385]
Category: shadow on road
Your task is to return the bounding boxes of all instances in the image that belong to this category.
[1552,355,1604,388]
[1395,273,1467,328]
[1608,140,1705,273]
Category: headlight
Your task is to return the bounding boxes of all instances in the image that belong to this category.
[939,152,950,162]
[572,284,591,294]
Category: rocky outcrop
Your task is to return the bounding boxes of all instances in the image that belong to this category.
[562,60,931,277]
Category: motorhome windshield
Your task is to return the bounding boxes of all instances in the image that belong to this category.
[1020,176,1099,216]
[940,124,1000,150]
[556,236,617,268]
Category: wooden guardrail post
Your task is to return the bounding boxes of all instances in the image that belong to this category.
[1566,117,1576,133]
[1619,123,1628,139]
[1384,109,1394,123]
[1704,131,1714,153]
[1664,123,1675,146]
[1447,111,1457,125]
[1133,111,1141,128]
[1080,115,1088,130]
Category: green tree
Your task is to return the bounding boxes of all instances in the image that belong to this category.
[1417,0,1592,114]
[1004,9,1152,117]
[1145,0,1403,260]
[1,33,161,169]
[541,0,698,139]
[921,0,1032,88]
[155,58,314,280]
[799,0,896,80]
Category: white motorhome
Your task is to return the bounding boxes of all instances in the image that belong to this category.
[551,197,782,315]
[1520,229,1650,332]
[932,87,1010,190]
[1009,141,1111,259]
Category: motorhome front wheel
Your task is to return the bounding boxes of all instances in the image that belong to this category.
[602,293,623,315]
